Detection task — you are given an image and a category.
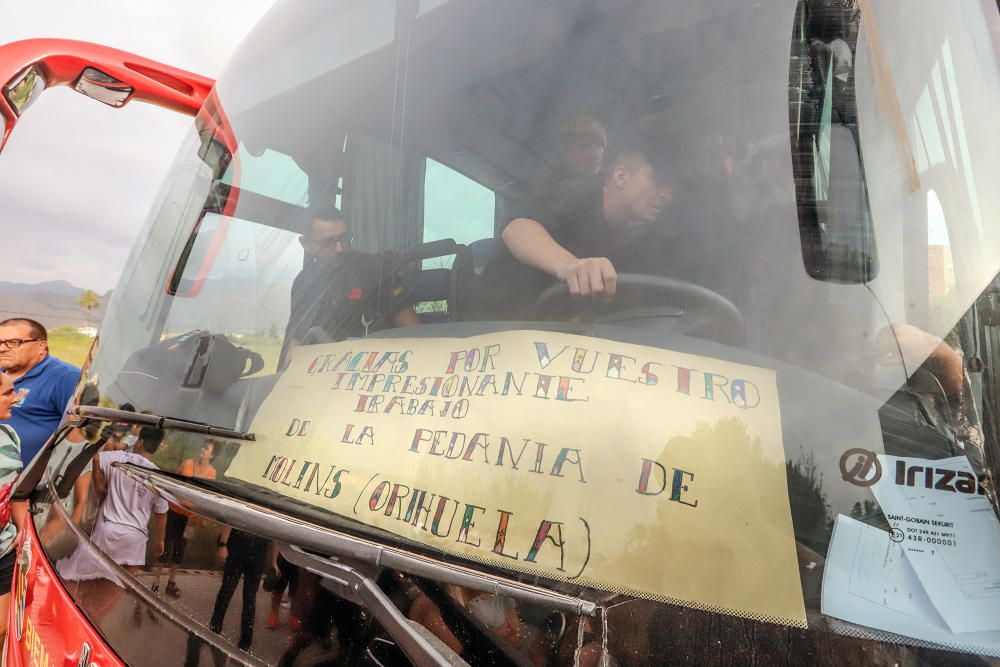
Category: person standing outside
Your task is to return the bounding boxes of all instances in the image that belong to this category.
[210,525,270,651]
[0,318,80,465]
[56,427,167,622]
[152,439,218,598]
[0,372,26,649]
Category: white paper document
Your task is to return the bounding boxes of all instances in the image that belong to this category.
[870,455,1000,633]
[822,514,1000,656]
[823,453,1000,654]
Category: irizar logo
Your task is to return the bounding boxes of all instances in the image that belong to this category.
[894,459,986,495]
[839,448,882,487]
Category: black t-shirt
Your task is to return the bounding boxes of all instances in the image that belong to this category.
[464,177,669,320]
[286,252,412,344]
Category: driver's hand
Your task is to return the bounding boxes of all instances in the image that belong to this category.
[556,257,617,300]
[876,323,964,396]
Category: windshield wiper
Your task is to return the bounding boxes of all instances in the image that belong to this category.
[72,405,256,440]
[279,544,468,667]
[13,406,254,501]
[119,465,599,619]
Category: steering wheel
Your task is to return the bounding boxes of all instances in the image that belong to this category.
[535,273,744,344]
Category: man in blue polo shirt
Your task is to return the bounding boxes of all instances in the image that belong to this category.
[0,318,80,465]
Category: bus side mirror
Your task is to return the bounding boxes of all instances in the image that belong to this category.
[73,67,134,107]
[0,64,45,146]
[0,38,214,153]
[2,65,46,115]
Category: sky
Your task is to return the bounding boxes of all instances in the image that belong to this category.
[0,0,275,293]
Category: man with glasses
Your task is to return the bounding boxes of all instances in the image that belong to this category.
[0,318,79,465]
[281,204,420,367]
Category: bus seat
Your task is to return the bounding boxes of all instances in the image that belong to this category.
[400,268,455,323]
[470,237,502,274]
[393,238,465,323]
[451,237,502,321]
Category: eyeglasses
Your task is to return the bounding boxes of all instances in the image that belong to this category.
[0,338,40,350]
[308,232,354,249]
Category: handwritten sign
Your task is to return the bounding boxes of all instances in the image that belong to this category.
[228,331,806,626]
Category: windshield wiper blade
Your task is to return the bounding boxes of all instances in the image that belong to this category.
[119,466,599,619]
[15,422,77,500]
[279,544,467,667]
[72,405,255,441]
[14,406,253,501]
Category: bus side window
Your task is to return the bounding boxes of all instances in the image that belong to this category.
[416,158,496,319]
[421,158,495,268]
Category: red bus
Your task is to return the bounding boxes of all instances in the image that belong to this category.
[2,1,1000,665]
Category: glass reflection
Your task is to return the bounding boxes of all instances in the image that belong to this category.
[28,0,1000,663]
[55,427,168,624]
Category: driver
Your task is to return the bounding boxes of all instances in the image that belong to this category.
[464,132,674,320]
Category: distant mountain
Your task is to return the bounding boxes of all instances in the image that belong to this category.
[0,280,82,298]
[0,281,111,330]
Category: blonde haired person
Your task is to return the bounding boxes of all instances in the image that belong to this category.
[558,112,607,178]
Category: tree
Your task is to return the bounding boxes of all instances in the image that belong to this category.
[77,289,101,327]
[786,448,834,553]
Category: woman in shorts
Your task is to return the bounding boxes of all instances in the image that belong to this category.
[152,439,218,597]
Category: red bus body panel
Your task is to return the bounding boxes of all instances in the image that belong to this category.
[5,516,124,667]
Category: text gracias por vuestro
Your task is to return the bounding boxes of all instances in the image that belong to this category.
[254,338,766,575]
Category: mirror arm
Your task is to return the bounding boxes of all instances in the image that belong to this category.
[0,38,214,151]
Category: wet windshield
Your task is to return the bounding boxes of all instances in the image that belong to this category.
[45,0,1000,664]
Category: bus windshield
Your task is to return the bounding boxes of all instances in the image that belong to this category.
[68,0,1000,662]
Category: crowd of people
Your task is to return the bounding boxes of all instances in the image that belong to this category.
[0,317,79,649]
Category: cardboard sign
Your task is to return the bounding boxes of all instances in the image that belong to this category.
[228,331,806,626]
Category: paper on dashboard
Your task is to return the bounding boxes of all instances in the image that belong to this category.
[822,514,1000,657]
[870,455,1000,633]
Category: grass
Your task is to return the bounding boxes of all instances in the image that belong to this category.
[46,326,287,376]
[47,326,95,369]
[159,332,286,377]
[227,334,284,376]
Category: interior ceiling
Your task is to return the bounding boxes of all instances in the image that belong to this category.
[230,0,794,196]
